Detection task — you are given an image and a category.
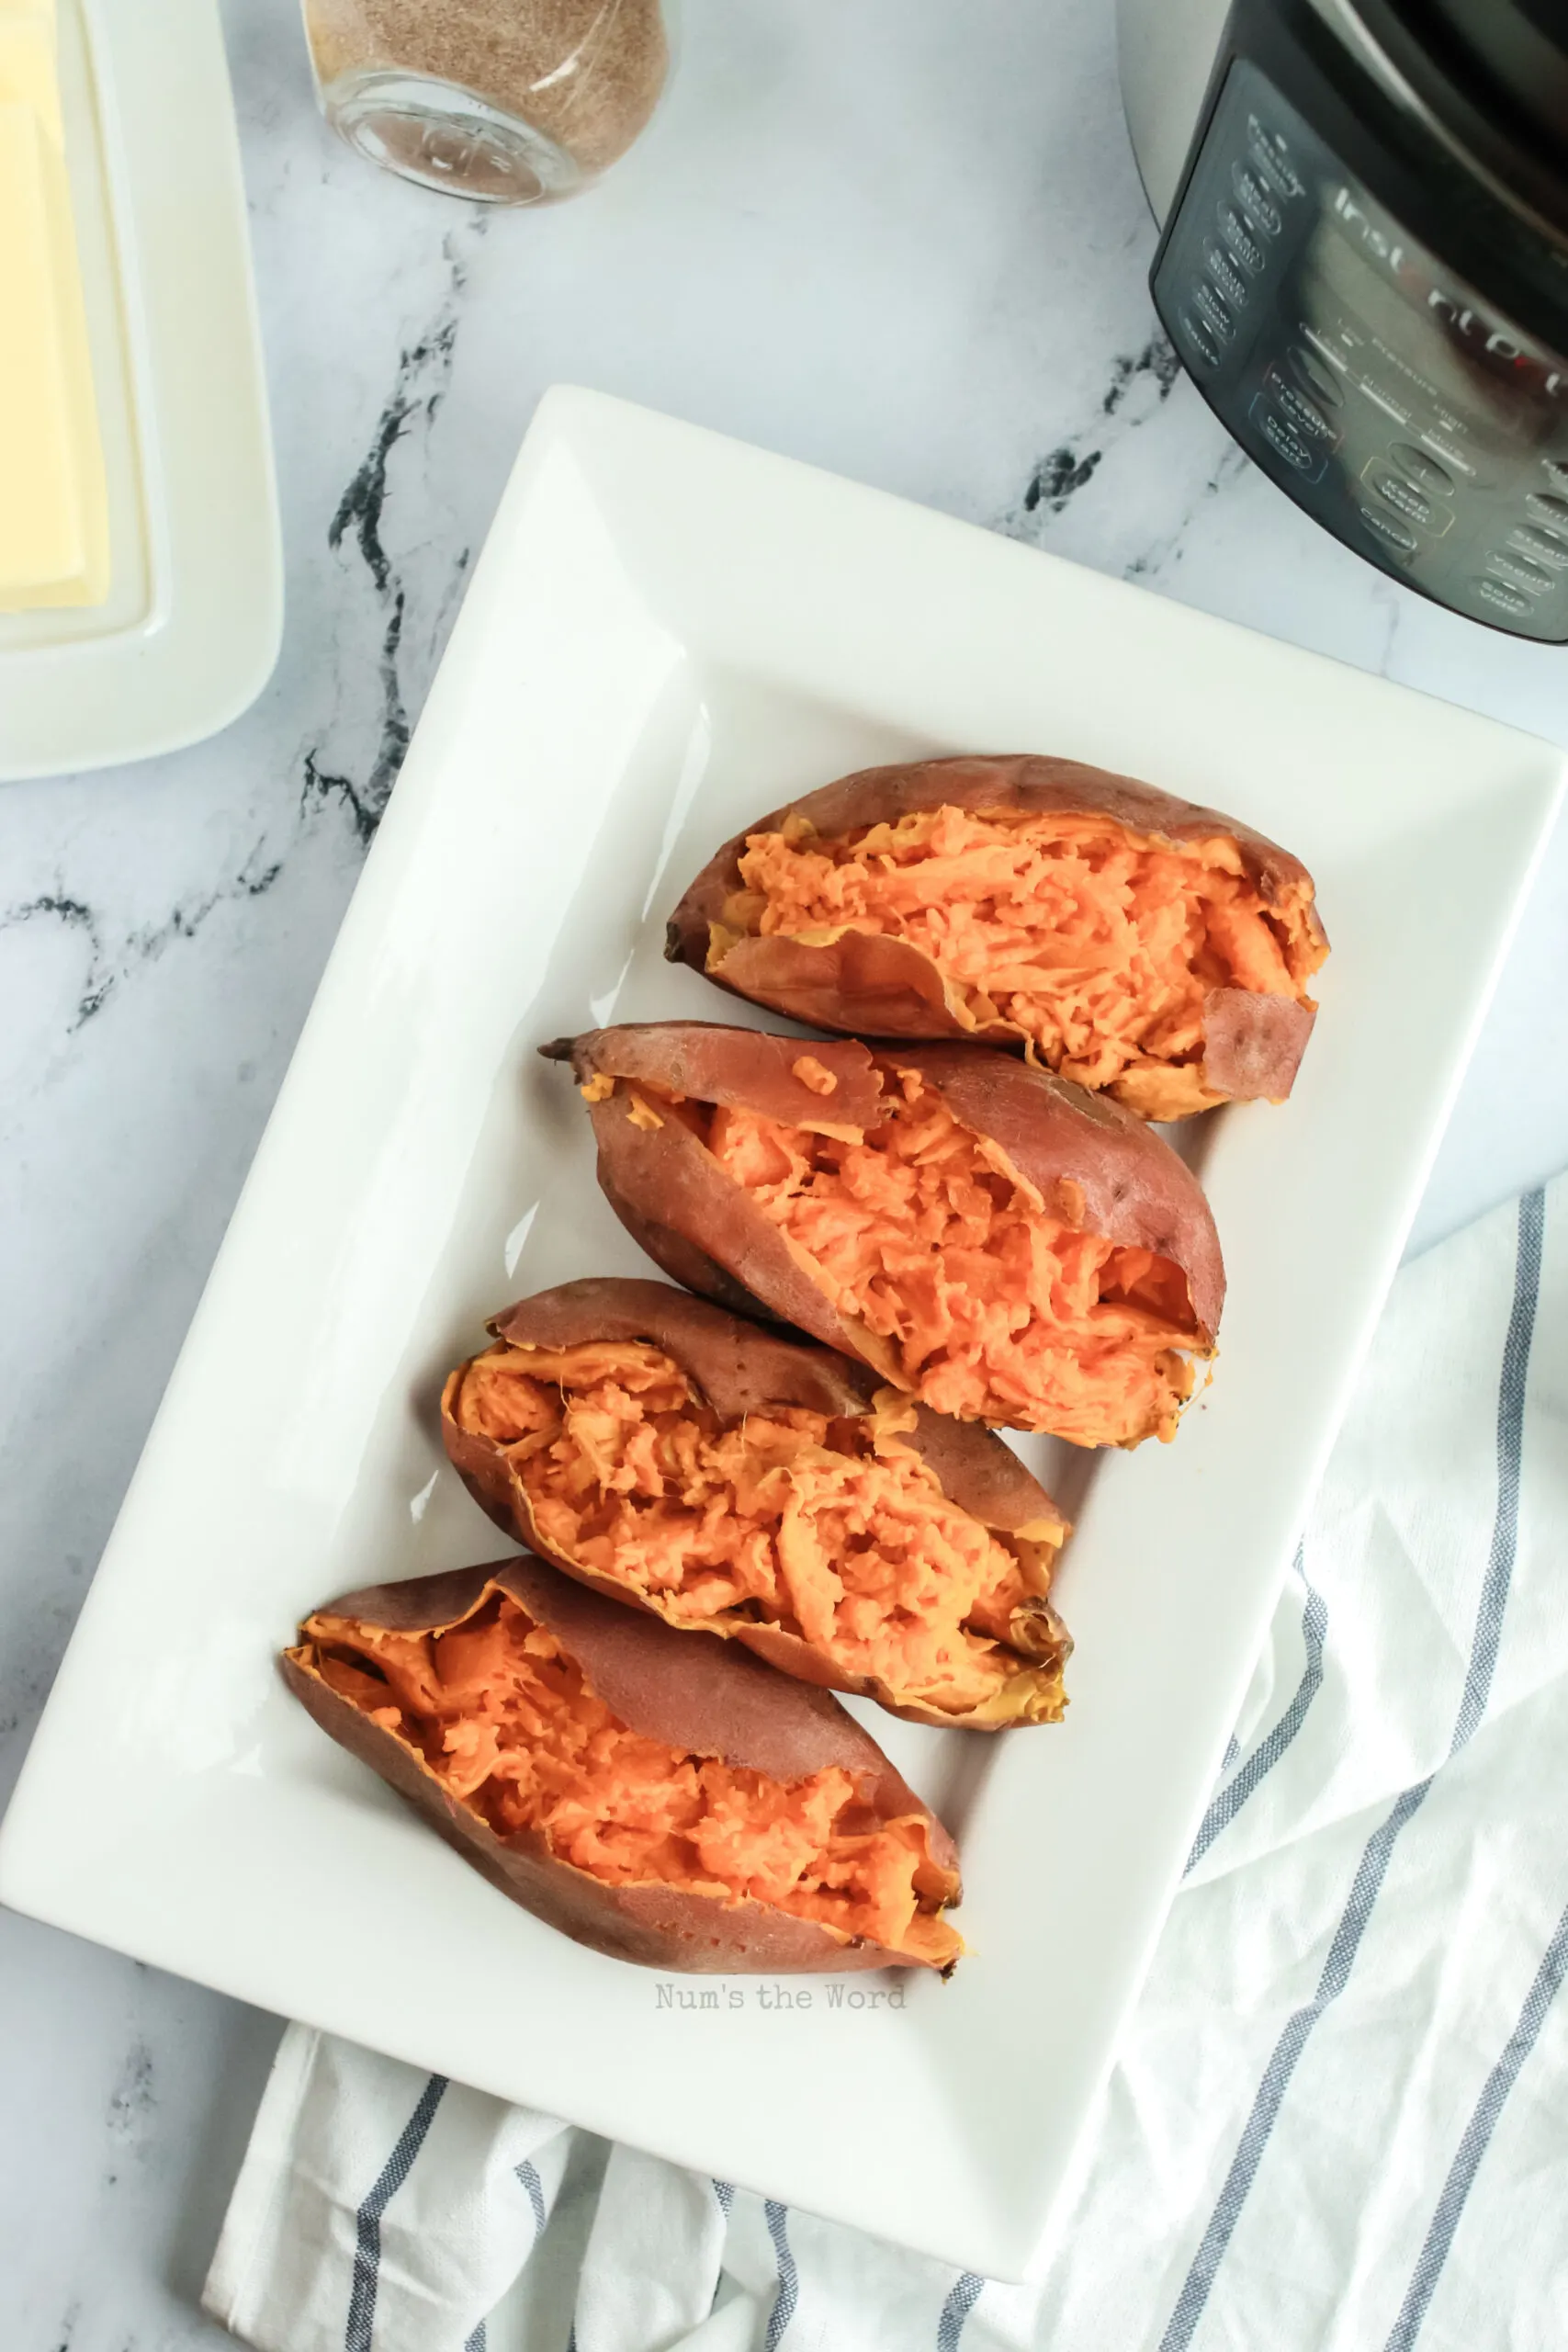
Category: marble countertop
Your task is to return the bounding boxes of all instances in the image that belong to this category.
[4,2,1567,2343]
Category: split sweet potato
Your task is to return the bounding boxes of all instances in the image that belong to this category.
[665,754,1328,1119]
[543,1022,1224,1447]
[442,1278,1071,1728]
[284,1555,962,1973]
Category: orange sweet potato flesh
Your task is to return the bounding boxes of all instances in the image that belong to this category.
[441,1280,1070,1728]
[284,1557,961,1973]
[545,1024,1223,1447]
[665,755,1329,1119]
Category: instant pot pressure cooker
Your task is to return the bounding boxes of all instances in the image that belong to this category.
[1117,0,1568,638]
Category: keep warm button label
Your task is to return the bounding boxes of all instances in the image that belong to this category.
[1359,458,1454,537]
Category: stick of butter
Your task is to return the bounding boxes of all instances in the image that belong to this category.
[0,0,109,610]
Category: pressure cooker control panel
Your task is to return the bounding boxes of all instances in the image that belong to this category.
[1153,58,1568,639]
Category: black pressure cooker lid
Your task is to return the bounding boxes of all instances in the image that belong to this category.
[1368,0,1568,253]
[1422,0,1568,153]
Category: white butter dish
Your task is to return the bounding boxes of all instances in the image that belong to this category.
[0,0,280,780]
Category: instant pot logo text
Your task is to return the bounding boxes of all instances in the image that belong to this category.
[1331,186,1567,396]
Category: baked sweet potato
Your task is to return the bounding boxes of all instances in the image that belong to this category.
[543,1022,1224,1447]
[665,754,1328,1119]
[442,1278,1071,1729]
[284,1555,961,1973]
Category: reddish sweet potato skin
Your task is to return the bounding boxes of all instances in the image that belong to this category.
[489,1276,872,1418]
[665,754,1326,1104]
[886,1046,1225,1342]
[547,1022,885,1134]
[545,1028,864,1351]
[442,1280,1069,1727]
[285,1557,960,1973]
[545,1023,1224,1385]
[1201,988,1316,1102]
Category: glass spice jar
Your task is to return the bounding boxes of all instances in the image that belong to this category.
[301,0,676,206]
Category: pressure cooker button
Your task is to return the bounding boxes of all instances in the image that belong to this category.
[1510,525,1568,571]
[1232,163,1282,238]
[1289,346,1342,407]
[1180,311,1223,371]
[1269,374,1335,444]
[1203,243,1249,310]
[1486,551,1554,596]
[1250,397,1325,479]
[1388,443,1451,496]
[1192,280,1235,344]
[1245,117,1304,199]
[1359,504,1418,558]
[1363,467,1438,530]
[1477,577,1532,617]
[1218,205,1266,275]
[1525,491,1568,527]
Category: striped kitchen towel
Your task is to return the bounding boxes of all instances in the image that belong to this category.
[203,1175,1567,2352]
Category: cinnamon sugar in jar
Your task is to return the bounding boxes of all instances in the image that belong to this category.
[301,0,674,205]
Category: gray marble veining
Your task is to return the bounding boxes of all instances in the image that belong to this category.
[4,2,1567,2344]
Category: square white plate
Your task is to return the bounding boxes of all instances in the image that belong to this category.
[1,389,1561,2279]
[0,0,281,779]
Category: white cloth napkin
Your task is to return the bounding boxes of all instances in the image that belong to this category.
[204,1176,1568,2352]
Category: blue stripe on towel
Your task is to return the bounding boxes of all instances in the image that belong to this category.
[345,2073,448,2352]
[937,2271,985,2348]
[1185,1548,1328,1873]
[1158,1189,1545,2352]
[456,2161,547,2348]
[1450,1187,1543,1756]
[764,2200,799,2347]
[1382,1892,1568,2350]
[706,2183,736,2317]
[1159,1779,1436,2352]
[516,2157,547,2241]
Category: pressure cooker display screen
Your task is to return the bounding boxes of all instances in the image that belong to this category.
[1152,58,1568,638]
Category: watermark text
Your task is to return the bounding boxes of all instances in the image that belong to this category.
[652,1979,907,2012]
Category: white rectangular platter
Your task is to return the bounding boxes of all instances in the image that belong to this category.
[1,389,1561,2279]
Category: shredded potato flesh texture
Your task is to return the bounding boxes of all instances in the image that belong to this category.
[304,1595,956,1962]
[727,806,1325,1110]
[453,1340,1059,1715]
[682,1068,1200,1442]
